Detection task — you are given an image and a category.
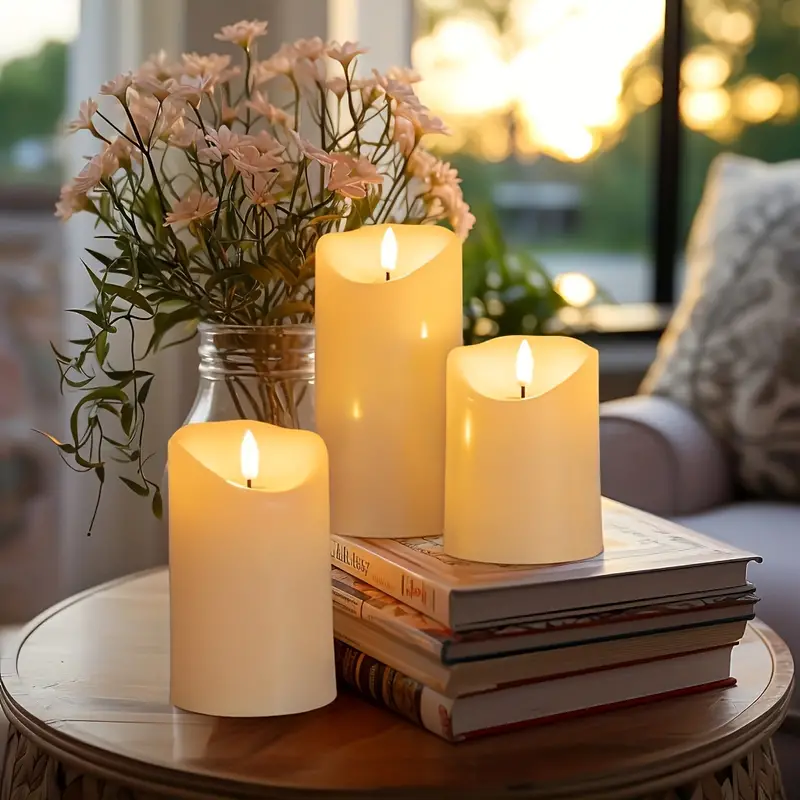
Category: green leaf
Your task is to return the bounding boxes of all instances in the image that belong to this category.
[83,260,106,295]
[151,489,163,520]
[120,476,149,497]
[108,284,154,315]
[120,404,134,436]
[95,465,106,483]
[205,268,244,295]
[74,450,103,469]
[138,376,154,405]
[95,330,109,365]
[62,373,94,389]
[70,308,105,327]
[33,429,77,454]
[265,301,315,322]
[104,369,150,383]
[69,386,129,442]
[148,305,198,355]
[85,248,117,269]
[50,342,71,365]
[242,262,274,285]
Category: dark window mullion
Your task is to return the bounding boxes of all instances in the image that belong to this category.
[653,0,685,305]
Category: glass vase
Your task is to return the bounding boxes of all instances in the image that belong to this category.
[184,324,315,430]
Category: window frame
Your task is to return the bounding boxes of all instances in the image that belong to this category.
[653,0,685,305]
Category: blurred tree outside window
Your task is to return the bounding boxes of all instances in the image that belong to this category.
[412,0,800,306]
[0,40,68,187]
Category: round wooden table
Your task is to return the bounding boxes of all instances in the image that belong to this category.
[0,569,794,800]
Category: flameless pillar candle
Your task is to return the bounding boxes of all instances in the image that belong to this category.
[444,336,603,565]
[168,420,336,716]
[316,224,462,538]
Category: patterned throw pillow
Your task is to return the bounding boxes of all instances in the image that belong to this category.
[642,154,800,499]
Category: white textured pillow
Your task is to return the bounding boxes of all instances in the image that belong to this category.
[642,154,800,499]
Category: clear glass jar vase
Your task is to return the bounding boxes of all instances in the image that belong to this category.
[183,324,316,430]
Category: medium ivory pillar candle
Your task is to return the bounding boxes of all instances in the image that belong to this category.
[444,335,603,565]
[316,224,462,538]
[168,420,336,716]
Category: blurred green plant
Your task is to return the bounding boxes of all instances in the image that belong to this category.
[462,209,567,345]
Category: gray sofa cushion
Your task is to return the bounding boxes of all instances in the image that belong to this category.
[643,154,800,500]
[677,501,800,711]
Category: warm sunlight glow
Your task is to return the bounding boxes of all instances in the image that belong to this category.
[682,48,731,90]
[632,68,663,106]
[554,272,597,307]
[736,78,784,123]
[241,430,259,483]
[414,0,665,162]
[0,1,79,64]
[381,228,398,277]
[681,88,731,130]
[412,14,512,116]
[516,340,534,388]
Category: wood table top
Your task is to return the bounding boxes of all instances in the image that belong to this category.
[0,568,794,800]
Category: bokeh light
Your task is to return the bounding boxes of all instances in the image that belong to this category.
[554,272,597,307]
[735,77,784,123]
[681,87,731,130]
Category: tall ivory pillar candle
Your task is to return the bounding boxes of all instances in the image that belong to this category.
[168,420,336,716]
[444,336,603,565]
[316,224,462,538]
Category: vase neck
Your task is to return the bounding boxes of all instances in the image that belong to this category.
[197,324,315,381]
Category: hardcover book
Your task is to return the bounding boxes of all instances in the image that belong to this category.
[334,639,736,742]
[332,566,756,663]
[330,499,760,630]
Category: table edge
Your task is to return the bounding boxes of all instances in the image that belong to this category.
[0,569,795,800]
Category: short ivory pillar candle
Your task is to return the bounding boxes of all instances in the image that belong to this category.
[168,420,336,716]
[316,224,462,538]
[444,336,603,565]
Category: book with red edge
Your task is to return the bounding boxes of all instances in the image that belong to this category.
[334,638,737,742]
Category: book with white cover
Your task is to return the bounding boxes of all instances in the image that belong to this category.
[332,565,756,663]
[330,499,760,631]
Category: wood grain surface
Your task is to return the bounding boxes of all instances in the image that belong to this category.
[0,568,794,800]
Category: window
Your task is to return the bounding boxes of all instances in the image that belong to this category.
[411,0,800,306]
[0,1,78,620]
[412,0,666,304]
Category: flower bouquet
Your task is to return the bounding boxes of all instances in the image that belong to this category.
[50,18,474,527]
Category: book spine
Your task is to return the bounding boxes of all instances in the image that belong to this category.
[330,536,451,626]
[331,584,444,659]
[334,640,458,742]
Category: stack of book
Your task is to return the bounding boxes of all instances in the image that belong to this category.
[330,499,760,742]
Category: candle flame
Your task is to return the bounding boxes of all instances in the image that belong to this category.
[240,429,259,482]
[516,340,534,388]
[381,227,398,276]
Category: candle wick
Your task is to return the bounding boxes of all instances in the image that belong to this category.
[520,385,526,399]
[247,479,252,489]
[385,271,390,282]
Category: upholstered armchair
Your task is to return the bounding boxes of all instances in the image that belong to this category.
[600,392,800,731]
